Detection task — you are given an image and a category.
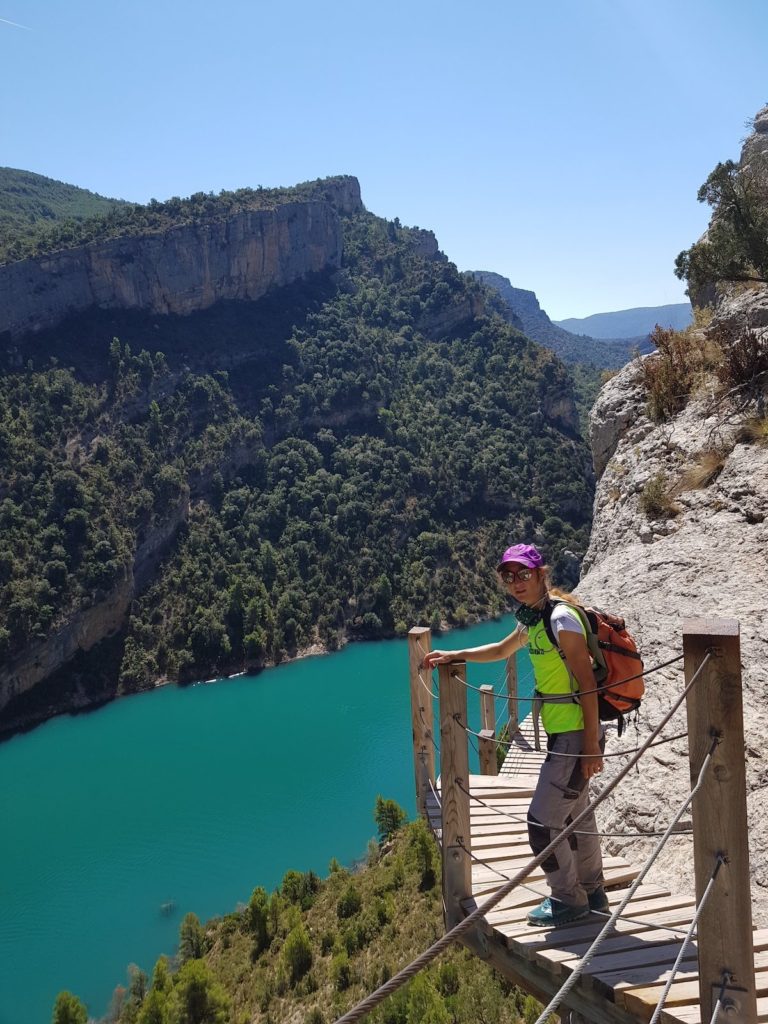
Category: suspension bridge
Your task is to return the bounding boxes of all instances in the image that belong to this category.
[336,617,763,1024]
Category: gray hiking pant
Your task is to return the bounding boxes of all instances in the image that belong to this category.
[526,729,605,906]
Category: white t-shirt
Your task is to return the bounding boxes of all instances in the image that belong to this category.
[550,604,584,643]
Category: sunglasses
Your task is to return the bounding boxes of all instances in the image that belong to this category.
[498,567,534,584]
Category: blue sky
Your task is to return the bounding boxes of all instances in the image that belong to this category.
[2,0,766,319]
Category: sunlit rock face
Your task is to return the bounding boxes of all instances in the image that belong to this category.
[0,178,363,341]
[579,278,768,926]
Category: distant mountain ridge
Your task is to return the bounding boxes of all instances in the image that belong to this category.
[471,271,650,368]
[554,302,692,339]
[0,167,127,244]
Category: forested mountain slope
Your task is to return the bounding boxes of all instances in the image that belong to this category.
[471,270,652,367]
[0,167,127,257]
[59,818,532,1024]
[555,302,692,338]
[0,178,594,734]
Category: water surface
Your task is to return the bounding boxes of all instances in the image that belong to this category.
[0,617,531,1023]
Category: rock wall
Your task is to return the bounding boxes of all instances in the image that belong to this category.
[578,286,768,926]
[0,179,362,341]
[0,493,189,715]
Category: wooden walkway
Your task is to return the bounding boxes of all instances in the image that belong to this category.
[426,718,768,1024]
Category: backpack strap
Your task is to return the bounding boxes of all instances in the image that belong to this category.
[542,598,558,649]
[543,598,608,685]
[542,597,590,650]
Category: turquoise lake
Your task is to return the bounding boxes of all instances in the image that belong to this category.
[0,617,532,1023]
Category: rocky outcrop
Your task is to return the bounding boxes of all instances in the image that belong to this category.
[578,286,768,925]
[417,290,486,339]
[0,493,189,715]
[0,573,134,713]
[0,178,363,341]
[741,103,768,168]
[472,270,650,368]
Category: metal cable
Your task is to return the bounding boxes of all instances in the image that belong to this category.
[417,670,439,701]
[415,625,684,709]
[417,705,440,755]
[709,971,734,1024]
[458,720,689,758]
[462,843,697,938]
[455,780,693,839]
[648,855,726,1024]
[452,652,684,701]
[333,652,713,1024]
[530,726,719,1024]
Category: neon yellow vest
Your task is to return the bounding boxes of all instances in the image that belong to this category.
[527,616,585,733]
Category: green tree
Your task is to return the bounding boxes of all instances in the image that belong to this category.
[165,959,229,1024]
[406,974,449,1024]
[248,886,270,954]
[676,156,768,292]
[178,912,205,963]
[282,923,313,984]
[150,956,172,994]
[51,991,87,1024]
[374,796,407,842]
[137,989,168,1024]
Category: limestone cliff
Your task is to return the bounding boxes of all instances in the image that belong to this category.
[471,270,650,368]
[0,177,362,341]
[577,283,768,926]
[0,493,189,717]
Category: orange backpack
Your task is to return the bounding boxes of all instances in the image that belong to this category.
[543,600,644,734]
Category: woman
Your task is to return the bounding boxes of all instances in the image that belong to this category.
[423,543,608,927]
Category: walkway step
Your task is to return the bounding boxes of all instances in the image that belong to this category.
[431,710,765,1024]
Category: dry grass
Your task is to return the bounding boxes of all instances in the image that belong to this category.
[736,415,768,446]
[640,309,768,422]
[677,447,730,491]
[710,327,768,391]
[639,471,680,519]
[640,325,711,422]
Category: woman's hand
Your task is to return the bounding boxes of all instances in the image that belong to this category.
[581,744,604,780]
[422,650,459,669]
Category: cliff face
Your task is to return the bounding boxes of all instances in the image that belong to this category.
[0,178,362,341]
[472,270,650,368]
[577,284,768,925]
[0,494,189,717]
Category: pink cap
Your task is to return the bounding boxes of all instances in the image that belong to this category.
[496,543,544,571]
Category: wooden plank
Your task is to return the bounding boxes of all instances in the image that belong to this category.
[478,877,666,929]
[471,857,638,897]
[495,896,696,951]
[585,940,696,977]
[472,853,634,879]
[684,619,756,1024]
[661,994,768,1024]
[478,685,498,776]
[467,773,539,789]
[599,950,768,1002]
[624,967,768,1020]
[590,959,699,1001]
[408,626,434,815]
[533,920,700,976]
[432,821,528,840]
[438,661,471,928]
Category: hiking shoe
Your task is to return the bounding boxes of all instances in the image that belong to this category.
[588,887,610,913]
[526,897,590,927]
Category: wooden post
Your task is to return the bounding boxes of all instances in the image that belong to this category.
[479,684,498,776]
[683,618,756,1024]
[439,660,472,929]
[408,626,435,817]
[506,654,519,736]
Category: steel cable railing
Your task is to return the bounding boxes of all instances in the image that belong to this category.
[334,652,713,1024]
